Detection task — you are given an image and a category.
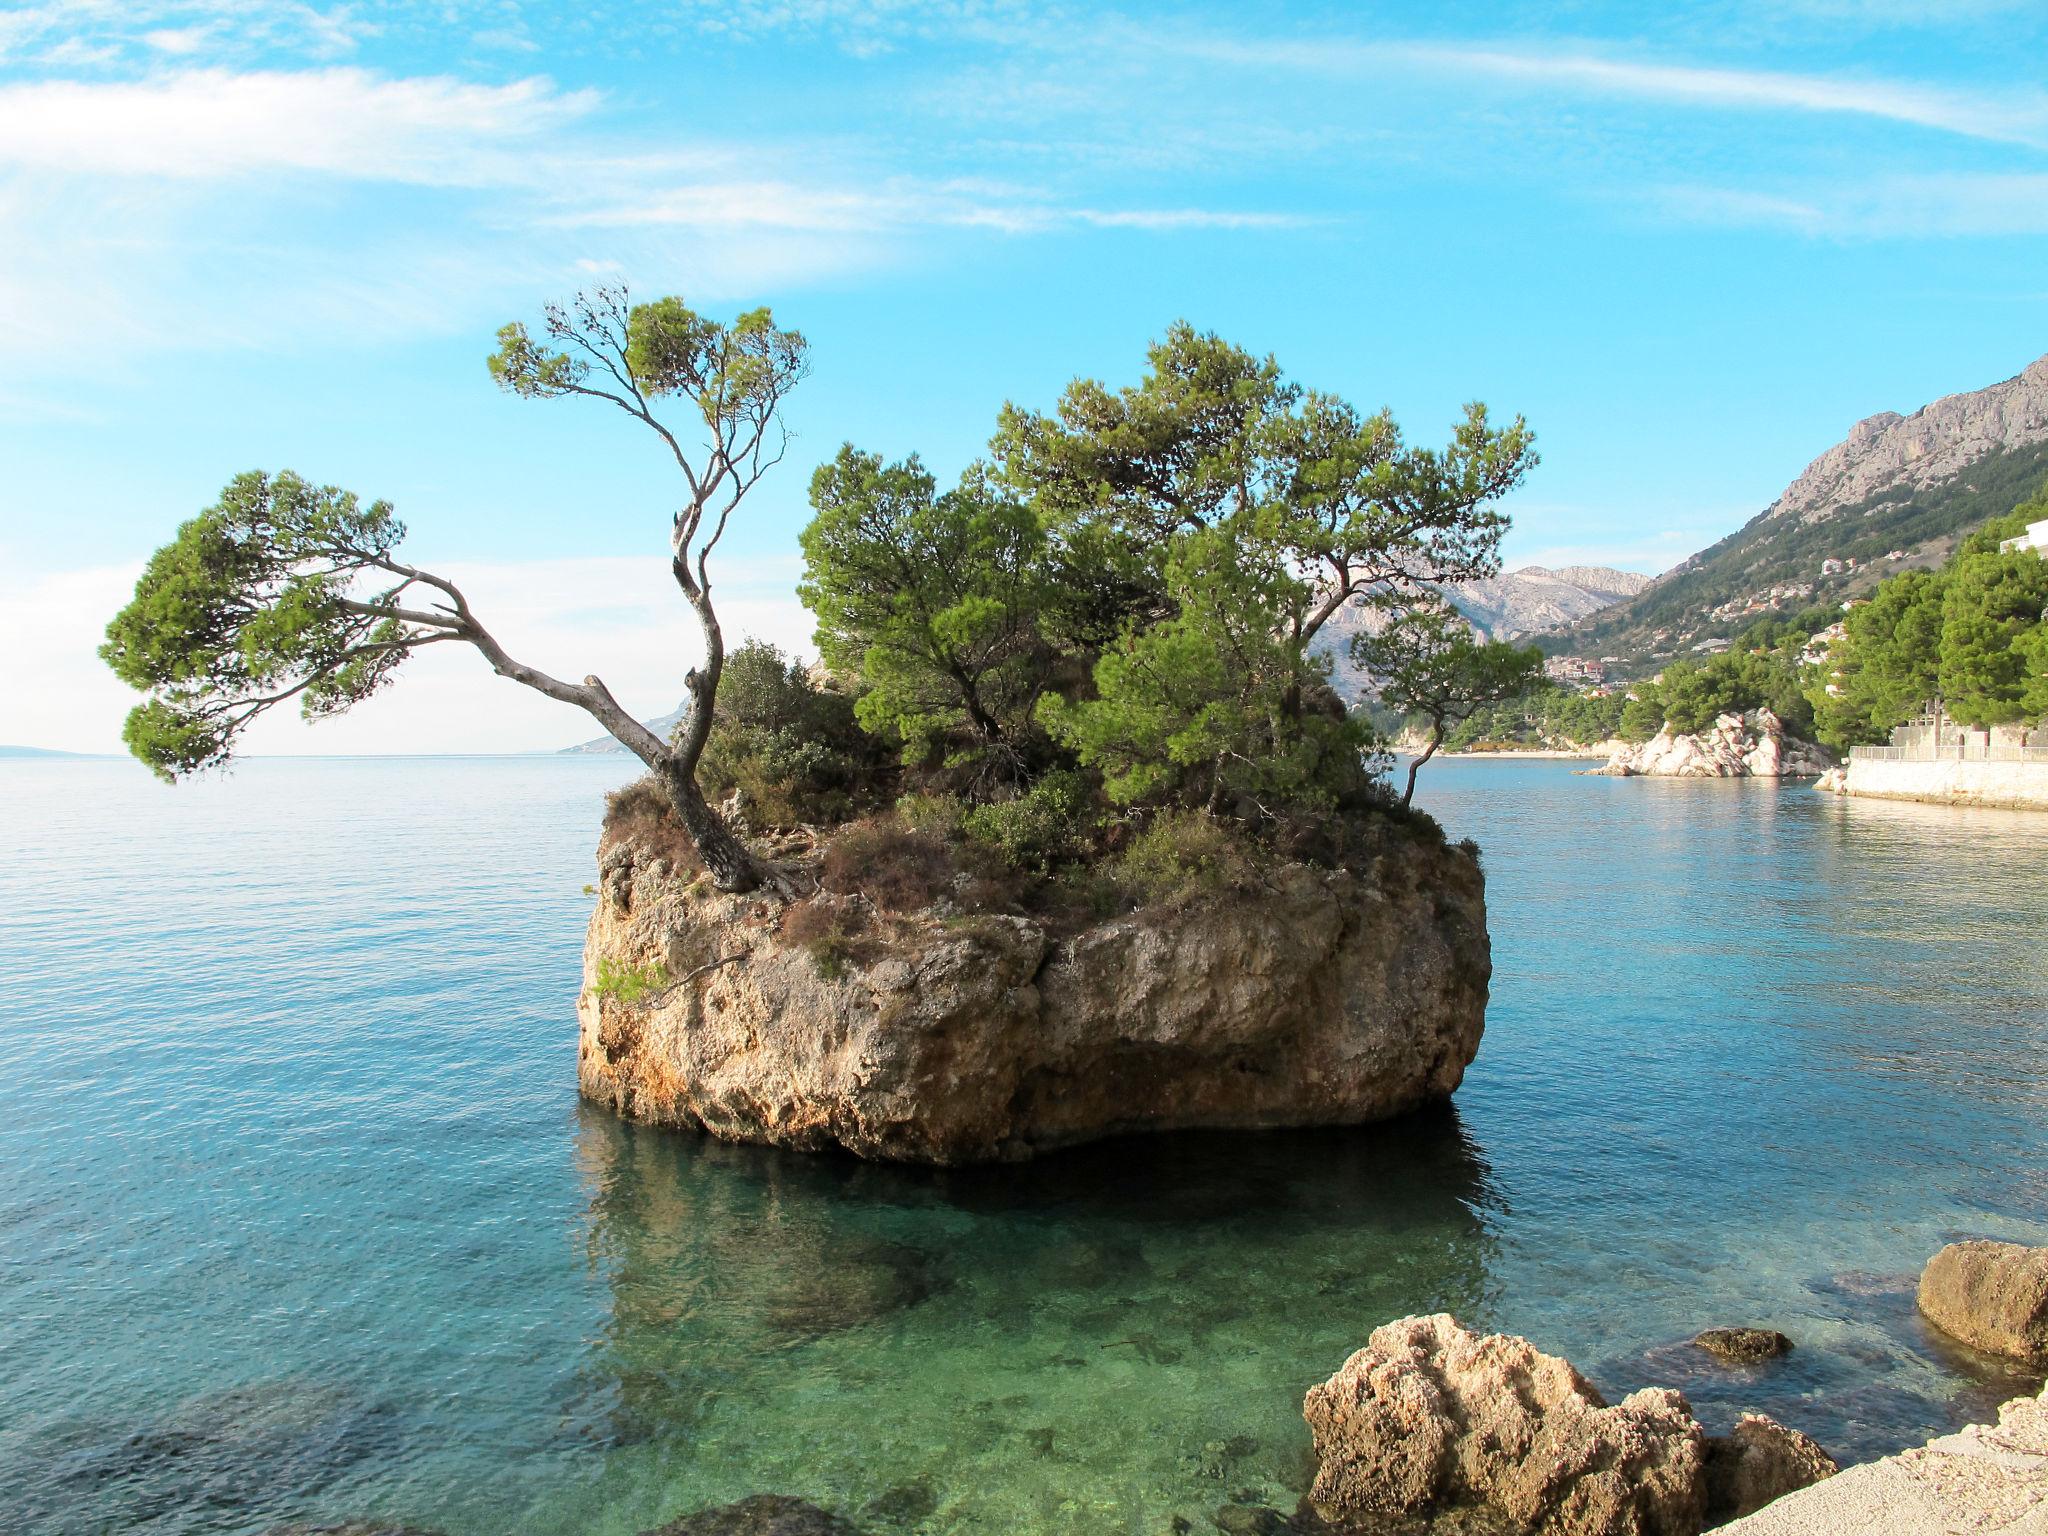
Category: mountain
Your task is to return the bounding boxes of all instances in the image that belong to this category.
[1552,353,2048,670]
[560,705,683,755]
[1316,563,1653,699]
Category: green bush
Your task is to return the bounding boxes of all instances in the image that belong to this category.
[960,769,1099,872]
[698,640,890,827]
[1110,810,1260,909]
[591,957,671,1005]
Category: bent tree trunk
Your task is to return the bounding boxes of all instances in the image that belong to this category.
[1403,726,1443,809]
[661,762,761,893]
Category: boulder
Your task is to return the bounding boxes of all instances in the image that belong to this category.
[1594,710,1832,780]
[640,1495,862,1535]
[1917,1240,2048,1361]
[1703,1415,1838,1522]
[1691,1328,1792,1365]
[579,823,1489,1165]
[1301,1314,1707,1536]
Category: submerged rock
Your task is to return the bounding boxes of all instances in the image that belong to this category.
[1594,709,1832,780]
[1301,1314,1708,1536]
[579,822,1489,1164]
[1702,1414,1838,1522]
[641,1494,863,1535]
[1691,1328,1793,1365]
[1917,1240,2048,1361]
[266,1526,445,1536]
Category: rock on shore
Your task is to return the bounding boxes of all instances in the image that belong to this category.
[578,823,1490,1164]
[1594,709,1833,780]
[1301,1315,1836,1536]
[1918,1240,2048,1361]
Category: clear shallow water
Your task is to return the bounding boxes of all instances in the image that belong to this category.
[2,755,2044,1535]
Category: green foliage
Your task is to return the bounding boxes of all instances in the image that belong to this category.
[1042,526,1374,811]
[1109,810,1262,909]
[799,447,1051,781]
[1632,649,1815,737]
[1439,684,1628,751]
[1805,487,2048,746]
[695,639,887,826]
[590,957,672,1005]
[100,470,418,780]
[960,769,1101,872]
[1352,597,1544,801]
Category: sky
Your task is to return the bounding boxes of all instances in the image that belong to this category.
[2,0,2045,755]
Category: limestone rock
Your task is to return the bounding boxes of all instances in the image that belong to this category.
[640,1495,862,1536]
[1811,767,1847,795]
[1703,1415,1838,1522]
[579,825,1489,1165]
[1301,1314,1707,1536]
[1594,709,1832,780]
[1691,1328,1793,1365]
[1917,1240,2048,1361]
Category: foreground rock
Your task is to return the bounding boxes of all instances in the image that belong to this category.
[1691,1328,1793,1365]
[1718,1381,2048,1535]
[580,822,1489,1164]
[1302,1315,1715,1535]
[640,1496,860,1535]
[1918,1240,2048,1361]
[1594,709,1832,780]
[1703,1416,1839,1523]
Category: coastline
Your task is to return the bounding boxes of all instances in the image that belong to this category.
[1435,746,1609,759]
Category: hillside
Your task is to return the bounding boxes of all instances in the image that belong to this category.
[561,704,684,755]
[1551,353,2048,671]
[1316,564,1651,699]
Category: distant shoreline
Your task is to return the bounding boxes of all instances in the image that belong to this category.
[1433,747,1610,760]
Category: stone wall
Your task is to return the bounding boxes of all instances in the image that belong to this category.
[1839,756,2048,811]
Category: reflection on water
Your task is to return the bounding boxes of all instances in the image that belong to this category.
[0,758,2044,1533]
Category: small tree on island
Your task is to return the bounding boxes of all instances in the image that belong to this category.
[100,286,808,892]
[1352,597,1545,806]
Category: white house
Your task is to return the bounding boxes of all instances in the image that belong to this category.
[2000,518,2048,556]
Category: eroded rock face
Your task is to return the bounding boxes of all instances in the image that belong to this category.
[1918,1240,2048,1361]
[1703,1415,1838,1522]
[578,828,1489,1165]
[1301,1314,1708,1536]
[1595,710,1833,780]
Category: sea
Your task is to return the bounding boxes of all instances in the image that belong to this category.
[2,754,2044,1534]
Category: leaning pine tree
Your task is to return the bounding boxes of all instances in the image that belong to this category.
[100,286,807,892]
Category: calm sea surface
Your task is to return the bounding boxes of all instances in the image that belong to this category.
[2,755,2045,1535]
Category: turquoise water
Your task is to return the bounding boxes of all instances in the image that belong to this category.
[2,756,2045,1535]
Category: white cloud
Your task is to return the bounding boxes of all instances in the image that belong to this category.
[0,68,599,183]
[3,553,815,757]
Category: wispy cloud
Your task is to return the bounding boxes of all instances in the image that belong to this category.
[1659,172,2048,238]
[1166,35,2048,149]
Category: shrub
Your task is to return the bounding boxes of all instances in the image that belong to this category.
[698,640,891,827]
[895,791,965,840]
[591,957,672,1004]
[818,818,956,913]
[780,898,872,978]
[601,775,703,875]
[1110,810,1261,909]
[959,769,1099,872]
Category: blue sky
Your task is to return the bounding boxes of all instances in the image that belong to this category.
[3,0,2046,752]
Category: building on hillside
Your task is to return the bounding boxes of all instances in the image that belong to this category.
[1800,622,1846,669]
[1820,558,1845,576]
[2000,518,2048,556]
[1692,637,1731,654]
[1544,655,1606,688]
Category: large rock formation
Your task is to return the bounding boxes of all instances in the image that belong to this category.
[577,822,1490,1164]
[1301,1315,1709,1535]
[1301,1316,1837,1536]
[1594,709,1833,780]
[1917,1240,2048,1362]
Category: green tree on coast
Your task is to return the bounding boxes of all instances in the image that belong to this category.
[101,287,808,892]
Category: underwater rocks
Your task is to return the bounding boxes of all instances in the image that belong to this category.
[1302,1315,1836,1536]
[579,825,1489,1164]
[640,1495,863,1535]
[1690,1328,1793,1365]
[1917,1240,2048,1362]
[1593,709,1832,780]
